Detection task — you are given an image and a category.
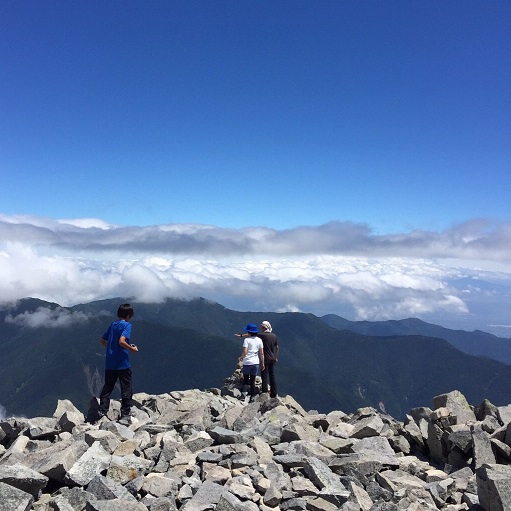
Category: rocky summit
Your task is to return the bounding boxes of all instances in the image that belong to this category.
[1,377,511,511]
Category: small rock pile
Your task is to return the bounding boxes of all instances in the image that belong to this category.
[0,383,511,511]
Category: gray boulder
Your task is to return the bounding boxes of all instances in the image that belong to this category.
[476,463,511,511]
[0,463,48,498]
[65,442,111,486]
[0,481,33,511]
[433,390,476,425]
[1,385,511,511]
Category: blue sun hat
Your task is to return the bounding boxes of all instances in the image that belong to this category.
[243,323,259,334]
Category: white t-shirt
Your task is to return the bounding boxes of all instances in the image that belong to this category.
[242,335,263,365]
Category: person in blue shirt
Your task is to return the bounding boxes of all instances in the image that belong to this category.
[98,303,138,423]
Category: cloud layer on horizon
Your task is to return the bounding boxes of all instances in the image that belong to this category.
[1,215,510,333]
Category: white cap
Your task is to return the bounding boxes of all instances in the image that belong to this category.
[261,321,272,332]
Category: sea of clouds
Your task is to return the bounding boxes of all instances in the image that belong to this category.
[0,215,510,335]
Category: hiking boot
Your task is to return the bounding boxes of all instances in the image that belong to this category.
[118,415,131,426]
[93,411,107,423]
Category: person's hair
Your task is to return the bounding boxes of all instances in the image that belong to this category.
[117,303,134,319]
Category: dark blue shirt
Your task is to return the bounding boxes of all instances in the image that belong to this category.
[102,319,132,370]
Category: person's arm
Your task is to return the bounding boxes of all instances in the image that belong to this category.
[99,337,107,348]
[119,336,138,352]
[275,343,279,363]
[239,346,247,362]
[258,347,265,371]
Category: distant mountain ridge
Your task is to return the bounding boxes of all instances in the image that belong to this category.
[321,314,511,365]
[2,296,511,419]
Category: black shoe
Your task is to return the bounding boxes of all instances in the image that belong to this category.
[118,415,131,426]
[94,411,107,422]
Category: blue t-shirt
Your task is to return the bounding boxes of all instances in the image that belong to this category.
[102,319,132,370]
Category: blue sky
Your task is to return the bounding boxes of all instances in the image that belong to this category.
[1,1,510,333]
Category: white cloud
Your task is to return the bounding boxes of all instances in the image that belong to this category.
[58,218,115,229]
[6,306,92,328]
[0,215,510,332]
[121,264,174,303]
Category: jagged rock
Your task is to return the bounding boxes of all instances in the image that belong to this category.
[113,438,142,456]
[209,426,245,445]
[262,483,282,507]
[217,491,258,511]
[461,491,480,507]
[476,463,511,511]
[377,469,426,492]
[0,463,48,498]
[431,407,451,421]
[142,473,179,498]
[306,495,340,511]
[248,435,273,463]
[26,417,59,440]
[58,411,86,433]
[0,481,34,511]
[472,424,497,469]
[388,432,410,454]
[53,399,84,419]
[85,500,148,510]
[302,456,350,501]
[281,421,321,443]
[426,477,455,507]
[449,466,477,491]
[427,420,447,466]
[48,493,77,511]
[491,438,511,463]
[319,434,353,454]
[53,486,96,510]
[497,405,511,427]
[348,480,373,510]
[85,430,121,451]
[328,421,354,438]
[424,468,450,482]
[100,420,135,440]
[280,440,335,465]
[202,462,231,484]
[433,390,476,425]
[403,415,426,452]
[184,431,214,452]
[330,454,385,478]
[350,415,385,439]
[447,425,473,453]
[107,454,154,485]
[65,441,111,486]
[0,385,511,511]
[140,496,177,510]
[350,435,400,466]
[180,480,225,510]
[31,440,89,483]
[88,474,138,501]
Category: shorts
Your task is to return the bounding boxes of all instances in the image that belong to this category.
[242,364,259,376]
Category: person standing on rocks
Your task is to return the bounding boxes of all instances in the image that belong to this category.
[97,303,138,424]
[236,323,264,400]
[259,320,279,398]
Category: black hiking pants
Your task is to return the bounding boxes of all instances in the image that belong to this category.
[99,368,132,416]
[261,361,277,398]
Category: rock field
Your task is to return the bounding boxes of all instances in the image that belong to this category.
[1,378,511,511]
